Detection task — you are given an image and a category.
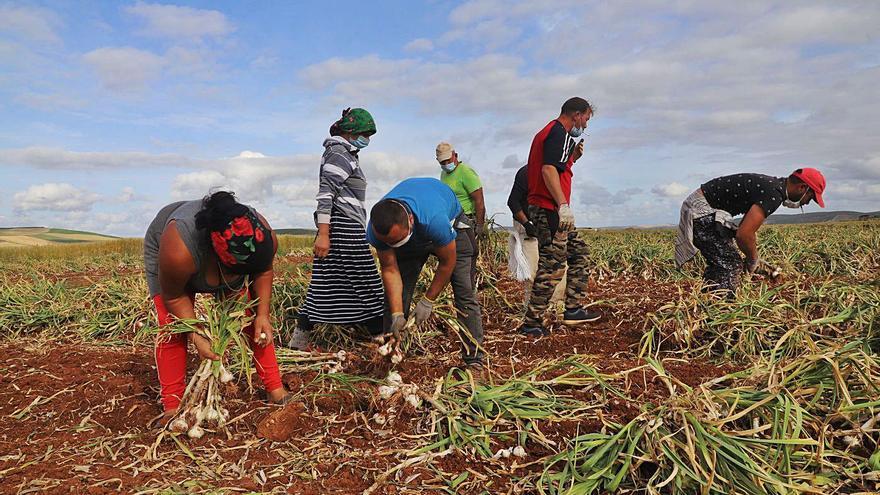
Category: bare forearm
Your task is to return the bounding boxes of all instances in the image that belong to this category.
[542,166,567,207]
[426,261,454,301]
[251,269,273,318]
[471,191,486,228]
[382,269,404,313]
[736,232,758,261]
[514,210,529,225]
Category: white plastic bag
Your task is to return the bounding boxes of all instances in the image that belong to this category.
[508,228,533,281]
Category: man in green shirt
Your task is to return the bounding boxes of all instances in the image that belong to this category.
[437,141,485,284]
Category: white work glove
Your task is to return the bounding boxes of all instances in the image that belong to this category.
[414,297,435,325]
[558,203,575,231]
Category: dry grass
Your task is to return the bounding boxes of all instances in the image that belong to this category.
[0,220,878,493]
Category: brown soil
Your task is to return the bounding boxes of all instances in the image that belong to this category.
[0,267,742,494]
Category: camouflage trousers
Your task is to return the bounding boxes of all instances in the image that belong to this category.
[692,214,742,296]
[523,206,591,327]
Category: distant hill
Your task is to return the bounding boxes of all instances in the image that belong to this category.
[763,210,880,225]
[0,227,117,248]
[276,228,317,236]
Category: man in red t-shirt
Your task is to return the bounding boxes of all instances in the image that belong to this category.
[519,97,600,336]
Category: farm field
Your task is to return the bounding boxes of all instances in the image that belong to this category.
[0,222,879,494]
[0,227,117,248]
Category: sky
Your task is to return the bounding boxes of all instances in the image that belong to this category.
[0,0,878,236]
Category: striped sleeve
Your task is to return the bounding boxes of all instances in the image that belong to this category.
[315,149,355,224]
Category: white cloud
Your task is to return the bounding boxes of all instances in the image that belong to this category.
[83,47,166,91]
[294,0,880,226]
[163,46,222,80]
[125,2,234,40]
[501,154,522,169]
[578,181,643,207]
[300,53,577,119]
[273,183,317,207]
[757,5,878,45]
[118,187,136,203]
[250,54,279,70]
[167,149,437,214]
[56,207,158,237]
[404,38,434,52]
[361,151,436,183]
[0,5,62,43]
[13,183,100,212]
[651,182,691,198]
[168,151,317,201]
[0,147,190,169]
[170,170,227,200]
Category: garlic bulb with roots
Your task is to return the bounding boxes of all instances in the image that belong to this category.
[493,448,512,459]
[170,416,189,433]
[390,351,403,364]
[205,408,220,422]
[219,365,234,384]
[378,385,398,399]
[194,406,207,423]
[387,371,403,386]
[187,425,205,439]
[377,342,393,356]
[512,446,527,458]
[405,394,422,409]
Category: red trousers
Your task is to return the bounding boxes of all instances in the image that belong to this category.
[153,293,284,411]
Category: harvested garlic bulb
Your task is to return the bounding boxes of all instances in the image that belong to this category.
[187,425,205,439]
[170,417,189,433]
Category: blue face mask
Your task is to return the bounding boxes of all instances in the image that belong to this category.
[350,135,370,149]
[568,126,584,138]
[441,162,457,173]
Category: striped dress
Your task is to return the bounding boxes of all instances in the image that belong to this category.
[301,136,384,324]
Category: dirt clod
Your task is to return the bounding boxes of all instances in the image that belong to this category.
[256,401,309,442]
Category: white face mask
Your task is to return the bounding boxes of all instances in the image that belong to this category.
[389,222,412,248]
[388,203,413,248]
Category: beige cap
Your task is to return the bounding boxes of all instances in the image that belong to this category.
[435,142,454,162]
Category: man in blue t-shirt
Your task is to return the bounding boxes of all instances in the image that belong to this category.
[367,178,484,371]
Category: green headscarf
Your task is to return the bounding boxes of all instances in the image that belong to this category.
[330,107,376,136]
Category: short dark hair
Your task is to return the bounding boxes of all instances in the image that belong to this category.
[370,199,408,235]
[561,97,593,116]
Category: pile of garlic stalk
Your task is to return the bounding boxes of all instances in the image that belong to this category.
[162,294,260,439]
[169,361,234,438]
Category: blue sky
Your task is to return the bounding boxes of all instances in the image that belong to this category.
[1,1,878,236]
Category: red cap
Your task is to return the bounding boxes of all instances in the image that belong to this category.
[792,167,826,208]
